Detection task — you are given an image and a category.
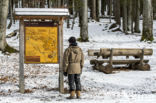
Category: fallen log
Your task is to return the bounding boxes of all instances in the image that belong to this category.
[129,63,150,71]
[93,64,113,74]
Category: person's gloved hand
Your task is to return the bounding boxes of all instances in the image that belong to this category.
[63,72,67,76]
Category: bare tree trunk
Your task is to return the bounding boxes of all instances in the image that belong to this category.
[109,0,112,23]
[22,0,28,8]
[141,0,153,41]
[48,0,50,8]
[127,0,132,32]
[96,0,99,21]
[92,0,97,20]
[14,0,18,8]
[88,0,92,18]
[101,0,106,16]
[40,0,45,8]
[134,0,141,33]
[22,0,24,7]
[122,0,128,34]
[67,0,70,28]
[7,0,13,29]
[68,0,73,15]
[131,0,136,33]
[0,0,9,51]
[22,0,25,8]
[31,0,34,8]
[107,0,110,15]
[114,0,121,26]
[58,0,61,7]
[19,0,22,8]
[80,0,88,41]
[34,0,39,8]
[79,1,82,27]
[72,0,75,15]
[98,0,101,17]
[28,0,32,7]
[61,0,64,6]
[71,0,76,30]
[153,0,156,19]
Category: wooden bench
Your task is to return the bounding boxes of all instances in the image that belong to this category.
[88,48,153,74]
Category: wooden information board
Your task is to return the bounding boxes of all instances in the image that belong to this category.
[24,22,59,63]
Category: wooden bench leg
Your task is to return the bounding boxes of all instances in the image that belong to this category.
[92,60,100,70]
[92,61,113,74]
[136,48,150,71]
[102,48,113,74]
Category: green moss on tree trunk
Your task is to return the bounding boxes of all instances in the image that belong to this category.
[77,36,89,42]
[141,29,154,42]
[2,45,18,54]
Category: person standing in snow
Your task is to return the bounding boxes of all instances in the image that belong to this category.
[63,36,84,99]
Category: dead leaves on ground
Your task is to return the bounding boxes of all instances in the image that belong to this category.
[0,76,17,84]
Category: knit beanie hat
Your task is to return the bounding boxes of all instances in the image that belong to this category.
[68,36,76,43]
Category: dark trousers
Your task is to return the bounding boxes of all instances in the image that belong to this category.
[68,74,81,91]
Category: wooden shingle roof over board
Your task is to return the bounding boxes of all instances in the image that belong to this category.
[14,8,69,20]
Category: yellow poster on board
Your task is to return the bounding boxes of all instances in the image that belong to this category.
[25,26,58,63]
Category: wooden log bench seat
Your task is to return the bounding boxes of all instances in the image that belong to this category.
[88,48,153,74]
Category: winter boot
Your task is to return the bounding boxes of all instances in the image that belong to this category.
[76,91,81,99]
[67,91,75,99]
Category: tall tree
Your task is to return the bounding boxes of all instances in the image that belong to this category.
[122,0,128,33]
[153,0,156,19]
[91,0,97,20]
[66,0,70,28]
[71,0,76,30]
[68,0,73,15]
[0,0,9,51]
[109,0,112,23]
[98,0,101,17]
[80,0,88,41]
[107,0,110,15]
[58,0,61,7]
[61,0,64,6]
[22,0,28,8]
[101,0,106,16]
[141,0,153,41]
[14,0,18,8]
[134,0,141,33]
[127,0,133,32]
[7,0,13,29]
[40,0,45,8]
[96,0,100,21]
[114,0,121,26]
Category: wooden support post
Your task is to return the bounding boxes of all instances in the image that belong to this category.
[136,48,151,71]
[19,19,25,93]
[109,48,113,65]
[59,18,64,93]
[140,48,145,65]
[103,48,113,74]
[95,61,100,70]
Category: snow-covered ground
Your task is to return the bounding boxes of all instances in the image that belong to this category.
[0,19,156,103]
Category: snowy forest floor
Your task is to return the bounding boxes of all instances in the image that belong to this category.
[0,18,156,103]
